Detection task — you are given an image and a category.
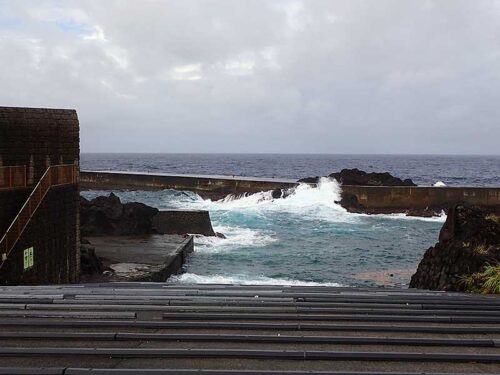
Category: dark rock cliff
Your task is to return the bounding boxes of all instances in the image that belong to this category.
[410,205,500,291]
[80,193,159,237]
[298,168,416,187]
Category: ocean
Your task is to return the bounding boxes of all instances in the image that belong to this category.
[81,154,499,287]
[81,153,500,186]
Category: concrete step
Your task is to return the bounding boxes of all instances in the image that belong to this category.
[0,283,498,373]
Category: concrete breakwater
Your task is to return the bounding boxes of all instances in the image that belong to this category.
[81,170,500,211]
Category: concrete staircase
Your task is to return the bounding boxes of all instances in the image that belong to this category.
[0,282,499,374]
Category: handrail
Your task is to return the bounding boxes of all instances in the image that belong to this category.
[0,164,78,270]
[0,166,26,189]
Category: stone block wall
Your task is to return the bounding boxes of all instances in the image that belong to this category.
[152,210,216,236]
[0,106,80,285]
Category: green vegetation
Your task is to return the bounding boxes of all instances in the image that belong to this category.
[462,265,500,294]
[473,243,490,255]
[486,214,500,225]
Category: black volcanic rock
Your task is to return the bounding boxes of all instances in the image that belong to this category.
[334,193,363,211]
[80,193,159,236]
[80,239,104,275]
[329,168,417,186]
[298,169,416,187]
[410,205,500,291]
[297,176,320,184]
[271,188,283,199]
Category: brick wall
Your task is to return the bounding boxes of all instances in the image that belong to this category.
[0,106,80,285]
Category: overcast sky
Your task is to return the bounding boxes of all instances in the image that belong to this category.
[0,1,499,154]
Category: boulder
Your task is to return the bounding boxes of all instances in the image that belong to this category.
[80,193,159,236]
[334,192,364,211]
[410,205,500,292]
[297,176,320,184]
[80,239,104,275]
[329,168,417,186]
[271,188,283,199]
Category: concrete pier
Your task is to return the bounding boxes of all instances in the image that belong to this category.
[81,170,500,209]
[84,235,193,282]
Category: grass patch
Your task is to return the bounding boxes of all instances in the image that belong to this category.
[461,265,500,294]
[486,214,500,225]
[473,243,490,255]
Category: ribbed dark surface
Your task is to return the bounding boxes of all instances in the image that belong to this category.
[0,283,499,374]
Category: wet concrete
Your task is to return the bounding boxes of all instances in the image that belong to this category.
[85,235,194,282]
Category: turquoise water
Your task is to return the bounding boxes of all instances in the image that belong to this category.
[82,178,444,287]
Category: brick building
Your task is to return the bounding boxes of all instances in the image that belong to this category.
[0,106,80,285]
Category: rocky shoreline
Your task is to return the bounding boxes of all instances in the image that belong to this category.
[80,193,219,278]
[410,205,500,292]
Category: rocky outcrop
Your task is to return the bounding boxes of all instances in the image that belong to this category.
[410,205,500,291]
[80,238,104,275]
[299,168,416,186]
[80,193,159,237]
[297,176,320,184]
[81,194,221,237]
[330,168,416,187]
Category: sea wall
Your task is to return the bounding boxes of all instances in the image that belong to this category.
[344,185,500,210]
[153,210,216,236]
[81,171,297,200]
[80,171,500,209]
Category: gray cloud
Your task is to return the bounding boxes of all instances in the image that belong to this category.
[0,0,499,154]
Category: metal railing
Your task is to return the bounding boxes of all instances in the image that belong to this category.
[0,164,78,270]
[0,166,27,189]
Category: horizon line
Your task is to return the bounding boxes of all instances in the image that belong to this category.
[80,152,500,157]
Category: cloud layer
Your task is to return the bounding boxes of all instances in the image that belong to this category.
[0,0,499,154]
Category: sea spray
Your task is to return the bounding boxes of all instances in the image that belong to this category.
[199,177,357,224]
[81,180,444,287]
[169,272,343,287]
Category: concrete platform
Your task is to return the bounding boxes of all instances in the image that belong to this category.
[85,235,194,282]
[0,283,499,373]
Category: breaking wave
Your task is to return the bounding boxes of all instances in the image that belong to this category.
[196,177,359,224]
[169,272,343,287]
[193,225,276,254]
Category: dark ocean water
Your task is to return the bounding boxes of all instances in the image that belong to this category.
[80,153,498,287]
[81,153,500,186]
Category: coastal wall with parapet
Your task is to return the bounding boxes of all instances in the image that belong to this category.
[80,170,500,209]
[81,171,298,200]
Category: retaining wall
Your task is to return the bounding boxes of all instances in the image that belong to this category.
[81,171,500,210]
[153,210,216,236]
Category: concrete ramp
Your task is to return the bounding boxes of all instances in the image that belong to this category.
[0,283,499,373]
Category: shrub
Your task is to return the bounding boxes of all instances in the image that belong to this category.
[461,265,500,294]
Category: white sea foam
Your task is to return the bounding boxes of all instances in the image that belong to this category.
[191,178,446,224]
[170,272,342,287]
[434,181,447,187]
[193,225,276,254]
[192,177,358,224]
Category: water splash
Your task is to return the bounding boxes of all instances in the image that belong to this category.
[169,272,343,287]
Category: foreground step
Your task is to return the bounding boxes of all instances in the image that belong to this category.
[0,283,498,373]
[0,369,494,375]
[1,347,500,363]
